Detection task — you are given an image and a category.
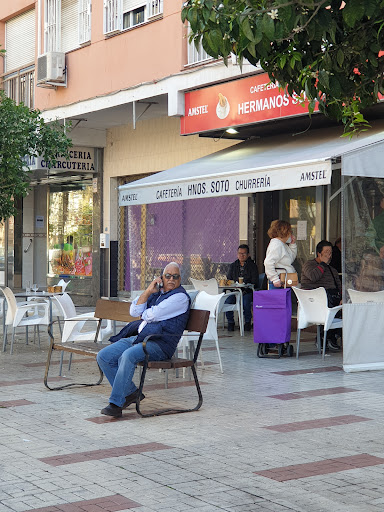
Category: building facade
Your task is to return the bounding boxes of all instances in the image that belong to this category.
[3,1,384,374]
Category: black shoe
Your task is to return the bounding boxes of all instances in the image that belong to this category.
[244,322,252,331]
[328,339,341,351]
[123,389,145,408]
[101,403,122,417]
[227,323,235,332]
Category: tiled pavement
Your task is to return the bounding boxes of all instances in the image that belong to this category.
[1,317,384,511]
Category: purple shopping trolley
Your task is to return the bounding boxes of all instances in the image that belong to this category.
[253,288,294,358]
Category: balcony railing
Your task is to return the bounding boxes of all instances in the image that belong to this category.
[147,0,163,19]
[1,65,35,108]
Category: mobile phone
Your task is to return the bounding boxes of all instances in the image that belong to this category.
[154,276,163,290]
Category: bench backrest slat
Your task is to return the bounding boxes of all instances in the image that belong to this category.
[95,299,140,323]
[185,309,209,334]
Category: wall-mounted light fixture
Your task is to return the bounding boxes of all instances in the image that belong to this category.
[226,127,239,134]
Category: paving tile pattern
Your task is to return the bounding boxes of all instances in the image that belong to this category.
[255,454,384,481]
[39,443,172,466]
[2,320,384,512]
[24,495,140,511]
[0,399,35,408]
[273,365,343,375]
[263,415,371,432]
[270,386,359,400]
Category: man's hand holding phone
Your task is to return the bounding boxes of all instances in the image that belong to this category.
[137,276,162,304]
[150,276,163,294]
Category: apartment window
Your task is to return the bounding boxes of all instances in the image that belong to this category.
[147,0,162,18]
[45,0,61,52]
[79,0,91,43]
[123,5,145,29]
[104,0,122,34]
[187,25,212,65]
[5,10,35,72]
[105,0,162,34]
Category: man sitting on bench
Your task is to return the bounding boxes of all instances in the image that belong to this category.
[97,262,191,417]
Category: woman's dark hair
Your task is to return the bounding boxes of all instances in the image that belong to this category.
[267,220,292,239]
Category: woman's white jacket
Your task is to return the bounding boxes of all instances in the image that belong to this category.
[264,238,297,284]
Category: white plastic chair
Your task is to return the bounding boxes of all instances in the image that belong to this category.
[51,293,113,375]
[292,286,342,360]
[190,278,244,335]
[57,279,70,291]
[186,290,225,372]
[348,289,384,303]
[51,293,113,344]
[1,287,50,354]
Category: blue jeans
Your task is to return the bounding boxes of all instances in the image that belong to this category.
[225,293,253,324]
[96,337,168,407]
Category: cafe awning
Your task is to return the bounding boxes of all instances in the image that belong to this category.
[119,122,384,206]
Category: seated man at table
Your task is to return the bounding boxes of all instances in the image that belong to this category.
[225,244,259,332]
[97,262,191,417]
[301,240,342,350]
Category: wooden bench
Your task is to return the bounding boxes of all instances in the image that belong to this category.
[44,299,139,390]
[44,299,210,417]
[135,308,209,417]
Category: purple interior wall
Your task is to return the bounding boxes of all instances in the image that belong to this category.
[125,196,240,291]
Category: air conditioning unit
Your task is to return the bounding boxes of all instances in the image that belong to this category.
[37,52,65,84]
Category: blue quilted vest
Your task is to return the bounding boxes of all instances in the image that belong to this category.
[135,286,191,358]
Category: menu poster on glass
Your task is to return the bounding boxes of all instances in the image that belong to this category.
[48,186,93,277]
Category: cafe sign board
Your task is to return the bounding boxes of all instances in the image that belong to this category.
[180,72,318,135]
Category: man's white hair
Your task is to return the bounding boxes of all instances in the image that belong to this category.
[163,262,180,274]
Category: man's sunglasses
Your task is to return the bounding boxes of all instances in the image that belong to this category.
[163,273,180,280]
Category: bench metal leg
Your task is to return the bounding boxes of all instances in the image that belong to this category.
[135,358,203,418]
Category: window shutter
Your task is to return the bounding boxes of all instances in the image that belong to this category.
[79,0,91,44]
[104,0,122,34]
[5,9,36,72]
[61,0,79,52]
[45,0,61,52]
[123,0,145,12]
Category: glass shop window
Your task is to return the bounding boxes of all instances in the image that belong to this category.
[48,185,93,277]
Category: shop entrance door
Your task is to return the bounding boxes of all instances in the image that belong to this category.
[280,186,323,278]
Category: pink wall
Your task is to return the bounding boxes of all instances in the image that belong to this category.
[0,0,35,21]
[35,0,186,111]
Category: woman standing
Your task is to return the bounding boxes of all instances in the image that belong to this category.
[264,220,297,289]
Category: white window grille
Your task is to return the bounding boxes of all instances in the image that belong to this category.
[147,0,162,18]
[79,0,91,43]
[45,0,61,52]
[104,0,122,34]
[187,37,212,65]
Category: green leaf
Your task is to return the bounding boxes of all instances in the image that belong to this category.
[262,13,275,41]
[343,0,365,27]
[253,22,263,44]
[364,0,378,17]
[187,8,198,31]
[318,70,330,90]
[336,49,344,67]
[241,16,255,42]
[247,41,256,58]
[329,75,342,99]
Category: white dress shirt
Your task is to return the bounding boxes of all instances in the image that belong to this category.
[130,290,189,332]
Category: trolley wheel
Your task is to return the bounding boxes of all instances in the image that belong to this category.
[278,344,284,358]
[287,344,294,357]
[257,344,269,357]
